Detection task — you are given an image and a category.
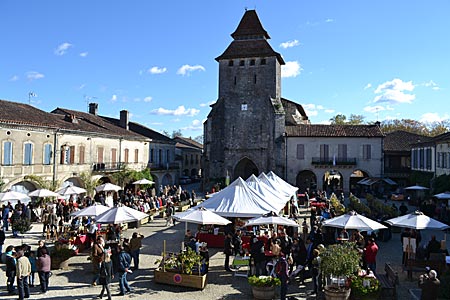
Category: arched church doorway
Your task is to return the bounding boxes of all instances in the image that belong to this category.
[161,173,173,186]
[296,170,317,192]
[323,170,343,194]
[233,158,258,180]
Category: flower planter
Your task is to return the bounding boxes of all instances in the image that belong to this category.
[324,285,351,300]
[154,268,207,289]
[251,285,276,300]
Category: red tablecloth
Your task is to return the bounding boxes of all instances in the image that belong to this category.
[310,201,326,208]
[196,233,225,248]
[74,235,88,245]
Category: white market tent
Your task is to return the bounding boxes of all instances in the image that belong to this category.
[246,174,287,209]
[195,177,282,218]
[267,171,299,196]
[258,172,292,202]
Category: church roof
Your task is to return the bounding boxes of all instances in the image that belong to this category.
[231,10,270,39]
[215,10,284,64]
[383,130,429,152]
[285,124,384,138]
[281,98,309,125]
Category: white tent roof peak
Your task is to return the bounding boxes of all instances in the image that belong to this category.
[195,177,282,218]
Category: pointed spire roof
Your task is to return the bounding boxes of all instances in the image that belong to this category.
[231,9,270,40]
[215,10,284,64]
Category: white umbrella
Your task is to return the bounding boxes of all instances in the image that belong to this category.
[70,204,110,217]
[245,212,299,227]
[385,210,449,230]
[174,207,231,225]
[0,191,31,204]
[132,178,155,185]
[57,185,87,196]
[322,211,387,231]
[404,185,429,190]
[95,206,148,224]
[95,183,122,193]
[28,189,60,198]
[433,191,450,200]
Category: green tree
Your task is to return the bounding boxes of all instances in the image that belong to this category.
[347,114,365,125]
[428,120,450,136]
[24,174,59,191]
[329,114,347,124]
[79,171,100,197]
[380,119,428,135]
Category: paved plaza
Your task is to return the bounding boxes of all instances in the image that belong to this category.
[0,204,446,300]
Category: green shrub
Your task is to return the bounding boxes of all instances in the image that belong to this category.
[248,276,281,287]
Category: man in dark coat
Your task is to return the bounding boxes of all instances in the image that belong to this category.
[223,232,234,272]
[250,237,266,276]
[418,269,440,300]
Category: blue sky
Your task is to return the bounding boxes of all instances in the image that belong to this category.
[1,1,449,138]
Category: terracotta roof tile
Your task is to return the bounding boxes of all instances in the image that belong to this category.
[286,124,384,137]
[383,130,430,151]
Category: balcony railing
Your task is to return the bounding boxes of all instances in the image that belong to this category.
[148,162,180,170]
[311,157,357,166]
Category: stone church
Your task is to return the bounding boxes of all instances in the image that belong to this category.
[203,9,309,183]
[203,10,384,194]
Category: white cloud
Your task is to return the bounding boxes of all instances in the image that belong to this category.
[182,119,203,131]
[9,75,19,81]
[150,105,200,117]
[373,78,415,104]
[363,105,386,113]
[143,96,152,102]
[324,109,335,114]
[54,42,73,56]
[110,94,117,102]
[302,104,319,117]
[419,112,449,124]
[281,61,302,78]
[364,83,372,90]
[176,64,205,76]
[280,40,300,49]
[199,101,216,107]
[79,52,88,57]
[26,71,44,81]
[78,84,86,90]
[148,66,167,74]
[325,18,334,23]
[423,80,440,91]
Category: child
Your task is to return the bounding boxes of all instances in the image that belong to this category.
[28,251,37,287]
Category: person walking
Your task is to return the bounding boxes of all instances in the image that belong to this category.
[2,204,10,231]
[37,247,51,293]
[5,245,16,294]
[0,227,5,256]
[28,251,37,287]
[129,232,144,270]
[165,203,174,226]
[92,236,105,286]
[117,244,132,296]
[275,254,289,300]
[97,249,113,300]
[223,232,234,272]
[16,248,31,300]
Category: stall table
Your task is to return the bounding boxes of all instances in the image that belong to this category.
[196,233,225,248]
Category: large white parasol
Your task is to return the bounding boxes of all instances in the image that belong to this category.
[95,206,148,224]
[0,191,31,204]
[95,183,122,193]
[57,185,87,196]
[174,207,231,225]
[70,204,110,218]
[132,178,155,185]
[28,189,60,198]
[245,212,299,227]
[322,211,387,231]
[385,210,449,230]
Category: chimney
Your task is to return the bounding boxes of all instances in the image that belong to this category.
[120,110,129,130]
[89,103,98,115]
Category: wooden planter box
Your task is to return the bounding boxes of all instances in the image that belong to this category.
[154,268,207,289]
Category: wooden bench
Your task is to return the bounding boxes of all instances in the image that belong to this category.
[377,262,398,299]
[405,258,444,280]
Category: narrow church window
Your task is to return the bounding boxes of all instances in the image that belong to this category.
[250,59,255,66]
[239,60,245,66]
[228,60,234,66]
[260,58,266,65]
[234,76,237,85]
[254,74,257,84]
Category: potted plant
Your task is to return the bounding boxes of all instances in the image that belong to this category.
[320,242,361,300]
[248,275,281,300]
[349,275,380,300]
